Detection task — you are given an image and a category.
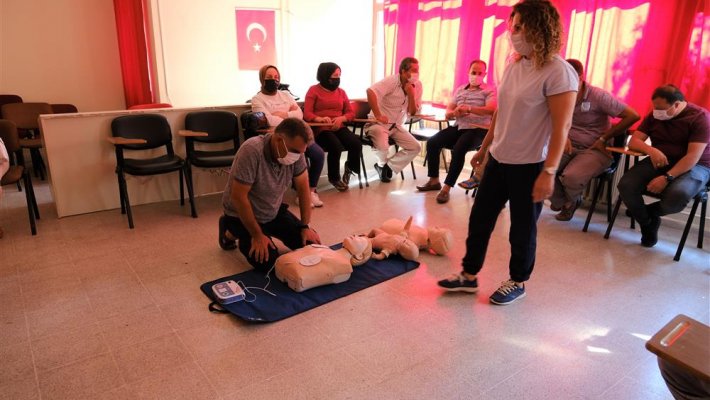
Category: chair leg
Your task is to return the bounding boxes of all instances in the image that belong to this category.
[698,198,707,249]
[118,172,134,229]
[674,197,700,261]
[604,195,624,239]
[357,169,363,189]
[360,152,369,187]
[605,179,613,222]
[27,175,39,219]
[583,178,603,232]
[442,150,449,173]
[22,173,37,235]
[178,169,185,206]
[410,161,416,180]
[116,173,125,214]
[184,166,198,218]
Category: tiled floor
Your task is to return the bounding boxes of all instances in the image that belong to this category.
[0,159,708,400]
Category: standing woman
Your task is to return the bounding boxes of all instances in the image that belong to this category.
[437,0,578,305]
[251,65,327,207]
[303,62,361,191]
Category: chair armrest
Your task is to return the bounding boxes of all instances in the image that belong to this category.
[606,147,644,157]
[352,118,377,123]
[107,136,148,145]
[178,130,209,137]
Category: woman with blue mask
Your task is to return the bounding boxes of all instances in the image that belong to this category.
[251,65,327,207]
[437,0,578,305]
[303,62,362,192]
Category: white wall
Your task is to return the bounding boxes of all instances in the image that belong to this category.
[151,0,374,107]
[0,0,125,112]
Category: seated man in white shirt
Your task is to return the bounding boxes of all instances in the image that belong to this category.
[365,57,423,182]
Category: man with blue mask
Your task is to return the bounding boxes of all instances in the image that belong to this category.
[219,118,321,271]
[618,85,710,247]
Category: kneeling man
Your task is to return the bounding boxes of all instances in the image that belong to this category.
[219,118,321,271]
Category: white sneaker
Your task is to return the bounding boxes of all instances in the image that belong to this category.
[310,191,323,207]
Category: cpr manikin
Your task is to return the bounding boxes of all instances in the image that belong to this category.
[366,216,420,261]
[378,217,453,255]
[275,235,372,292]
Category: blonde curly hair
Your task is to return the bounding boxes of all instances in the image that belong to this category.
[510,0,564,69]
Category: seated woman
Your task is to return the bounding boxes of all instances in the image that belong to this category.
[416,59,496,204]
[251,64,326,207]
[303,62,361,191]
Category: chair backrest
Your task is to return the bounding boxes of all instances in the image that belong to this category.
[240,111,268,140]
[1,102,53,130]
[0,94,23,118]
[0,120,20,153]
[351,100,371,119]
[51,104,78,114]
[127,103,172,110]
[185,111,239,144]
[111,114,174,152]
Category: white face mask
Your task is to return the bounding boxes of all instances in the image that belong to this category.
[510,32,533,56]
[277,151,300,165]
[653,102,685,120]
[408,73,419,83]
[275,136,301,165]
[469,74,483,86]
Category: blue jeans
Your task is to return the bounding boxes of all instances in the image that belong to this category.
[305,143,325,188]
[461,155,543,282]
[617,157,710,226]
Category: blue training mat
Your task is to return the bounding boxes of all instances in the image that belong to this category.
[200,245,419,323]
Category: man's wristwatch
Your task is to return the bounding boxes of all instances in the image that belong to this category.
[664,173,675,182]
[542,167,557,175]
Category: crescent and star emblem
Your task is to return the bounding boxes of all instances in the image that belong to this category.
[246,23,267,53]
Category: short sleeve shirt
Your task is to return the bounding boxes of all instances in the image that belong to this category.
[222,134,307,223]
[367,74,423,125]
[490,55,579,164]
[453,84,496,129]
[637,103,710,167]
[568,84,626,148]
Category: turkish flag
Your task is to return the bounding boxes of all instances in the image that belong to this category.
[235,9,276,70]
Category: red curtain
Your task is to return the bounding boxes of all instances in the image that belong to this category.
[383,0,710,116]
[113,0,156,109]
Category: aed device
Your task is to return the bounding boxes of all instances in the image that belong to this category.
[212,280,245,304]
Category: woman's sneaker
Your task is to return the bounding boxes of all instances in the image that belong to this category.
[457,176,480,190]
[310,191,324,207]
[489,280,526,305]
[437,273,479,293]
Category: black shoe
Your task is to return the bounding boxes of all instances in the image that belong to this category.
[383,164,393,180]
[640,215,661,247]
[374,163,390,183]
[218,215,237,250]
[343,163,355,185]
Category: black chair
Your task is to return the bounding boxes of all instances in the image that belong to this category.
[0,94,23,118]
[348,100,416,182]
[1,102,53,180]
[0,120,39,235]
[604,180,708,262]
[240,111,269,141]
[109,114,196,229]
[406,116,452,172]
[51,104,78,114]
[180,111,239,212]
[582,133,628,232]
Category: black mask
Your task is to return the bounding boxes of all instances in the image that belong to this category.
[322,78,340,91]
[263,79,279,94]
